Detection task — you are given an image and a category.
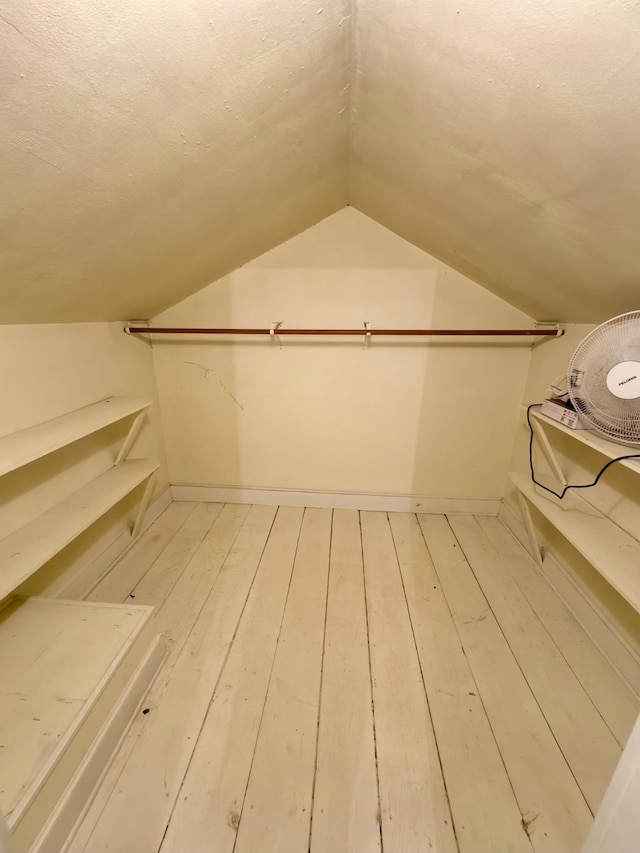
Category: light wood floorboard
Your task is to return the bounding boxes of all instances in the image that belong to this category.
[70,504,276,853]
[233,507,332,853]
[479,515,639,746]
[388,512,532,853]
[67,503,638,853]
[448,514,621,813]
[420,514,593,853]
[310,510,381,853]
[160,506,304,853]
[87,502,197,603]
[361,511,457,853]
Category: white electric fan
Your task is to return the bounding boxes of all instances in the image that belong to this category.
[568,311,640,446]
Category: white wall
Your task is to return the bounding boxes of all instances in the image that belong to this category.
[0,322,169,598]
[152,208,533,504]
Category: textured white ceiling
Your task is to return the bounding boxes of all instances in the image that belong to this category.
[350,0,640,322]
[2,0,640,323]
[0,0,350,323]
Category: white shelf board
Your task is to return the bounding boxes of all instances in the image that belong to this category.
[0,397,151,477]
[0,597,150,818]
[0,459,158,601]
[531,410,640,474]
[510,472,640,615]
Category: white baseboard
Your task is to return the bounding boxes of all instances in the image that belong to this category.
[59,486,172,601]
[498,499,640,701]
[170,483,500,515]
[137,484,173,531]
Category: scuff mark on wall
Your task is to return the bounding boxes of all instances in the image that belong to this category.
[181,361,246,413]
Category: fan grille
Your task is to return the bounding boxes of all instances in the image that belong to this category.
[568,311,640,446]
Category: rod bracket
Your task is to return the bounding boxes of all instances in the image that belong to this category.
[363,321,372,350]
[124,321,151,343]
[531,323,562,350]
[270,321,283,349]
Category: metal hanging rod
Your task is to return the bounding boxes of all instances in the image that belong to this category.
[125,325,563,338]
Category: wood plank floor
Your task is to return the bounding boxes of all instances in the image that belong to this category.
[68,503,639,853]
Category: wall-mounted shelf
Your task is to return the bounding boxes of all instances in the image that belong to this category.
[0,397,157,602]
[512,407,640,615]
[0,398,161,850]
[510,472,640,615]
[530,410,640,480]
[0,397,151,477]
[0,460,158,602]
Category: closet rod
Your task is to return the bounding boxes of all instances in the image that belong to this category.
[125,326,563,337]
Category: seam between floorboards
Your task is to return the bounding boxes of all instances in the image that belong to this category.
[127,502,219,606]
[229,506,306,853]
[71,502,224,852]
[157,504,282,853]
[306,508,333,853]
[468,512,621,798]
[417,512,534,851]
[477,514,628,749]
[359,510,385,853]
[444,513,594,818]
[388,512,460,853]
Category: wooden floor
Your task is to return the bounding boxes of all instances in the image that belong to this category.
[67,503,639,853]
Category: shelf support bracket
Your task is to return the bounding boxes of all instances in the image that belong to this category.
[533,421,568,486]
[115,412,146,466]
[132,474,156,540]
[518,492,544,567]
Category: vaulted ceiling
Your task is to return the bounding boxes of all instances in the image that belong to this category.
[2,0,639,324]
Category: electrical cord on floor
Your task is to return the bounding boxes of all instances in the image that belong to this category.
[527,403,640,499]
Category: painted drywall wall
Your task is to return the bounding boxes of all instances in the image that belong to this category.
[0,322,169,598]
[152,208,532,501]
[504,324,640,672]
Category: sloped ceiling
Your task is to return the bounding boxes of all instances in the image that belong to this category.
[1,0,640,324]
[0,0,351,323]
[351,0,640,323]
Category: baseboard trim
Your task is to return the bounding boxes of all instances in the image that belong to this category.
[170,484,500,515]
[499,499,640,701]
[59,486,172,601]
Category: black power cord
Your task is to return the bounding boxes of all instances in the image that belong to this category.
[527,403,640,499]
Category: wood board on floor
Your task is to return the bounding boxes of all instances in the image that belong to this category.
[361,511,457,853]
[159,506,304,853]
[233,508,332,853]
[71,504,276,853]
[388,512,532,853]
[310,509,381,853]
[87,501,197,603]
[420,514,593,853]
[66,503,636,853]
[448,514,621,813]
[128,502,223,606]
[66,502,250,853]
[478,515,639,747]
